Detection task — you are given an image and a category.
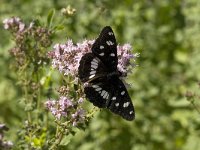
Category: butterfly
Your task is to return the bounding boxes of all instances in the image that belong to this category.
[78,26,135,121]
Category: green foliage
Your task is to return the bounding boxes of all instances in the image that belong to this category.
[0,0,200,150]
[47,9,55,28]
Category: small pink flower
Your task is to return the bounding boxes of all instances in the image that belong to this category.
[3,17,25,32]
[71,108,86,126]
[45,97,73,120]
[59,96,73,110]
[78,98,84,103]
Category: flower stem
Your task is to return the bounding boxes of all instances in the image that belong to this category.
[24,71,32,123]
[36,73,41,123]
[50,125,64,150]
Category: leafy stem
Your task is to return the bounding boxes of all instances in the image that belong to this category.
[24,70,32,123]
[190,98,200,114]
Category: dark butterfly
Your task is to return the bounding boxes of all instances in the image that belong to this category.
[78,26,135,121]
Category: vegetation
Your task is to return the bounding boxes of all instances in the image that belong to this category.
[0,0,200,149]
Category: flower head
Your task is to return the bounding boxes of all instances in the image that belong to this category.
[49,39,138,79]
[71,108,86,126]
[48,40,93,81]
[3,17,52,68]
[61,5,76,16]
[3,17,25,32]
[45,97,74,120]
[117,44,139,76]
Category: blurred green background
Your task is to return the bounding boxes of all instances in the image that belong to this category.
[1,0,200,150]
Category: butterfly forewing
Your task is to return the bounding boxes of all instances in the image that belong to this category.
[92,26,118,72]
[84,80,112,108]
[78,53,108,82]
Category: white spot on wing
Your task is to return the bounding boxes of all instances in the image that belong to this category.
[103,92,108,99]
[115,103,119,107]
[91,61,98,66]
[92,85,99,88]
[100,45,104,49]
[91,58,98,69]
[90,70,96,75]
[110,53,115,57]
[106,41,110,46]
[91,64,98,69]
[99,53,104,56]
[123,102,130,107]
[95,87,102,91]
[121,91,125,95]
[106,41,114,46]
[112,97,116,100]
[89,74,95,79]
[93,58,98,63]
[129,111,133,114]
[108,32,113,35]
[101,90,106,97]
[106,94,109,99]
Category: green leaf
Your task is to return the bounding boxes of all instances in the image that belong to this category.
[53,24,65,31]
[60,134,73,146]
[47,9,55,28]
[25,103,33,111]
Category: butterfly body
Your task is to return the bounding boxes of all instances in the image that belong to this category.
[78,26,135,121]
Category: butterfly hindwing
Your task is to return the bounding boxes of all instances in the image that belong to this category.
[84,77,135,120]
[108,78,135,121]
[78,53,108,82]
[92,26,118,72]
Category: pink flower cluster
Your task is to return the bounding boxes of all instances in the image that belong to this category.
[45,96,73,119]
[49,39,138,78]
[117,44,139,76]
[45,97,86,126]
[3,17,52,66]
[3,17,25,32]
[71,108,85,126]
[48,40,93,78]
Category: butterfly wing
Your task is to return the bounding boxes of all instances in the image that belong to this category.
[107,77,135,121]
[78,53,108,82]
[84,79,112,108]
[92,26,118,72]
[84,77,134,121]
